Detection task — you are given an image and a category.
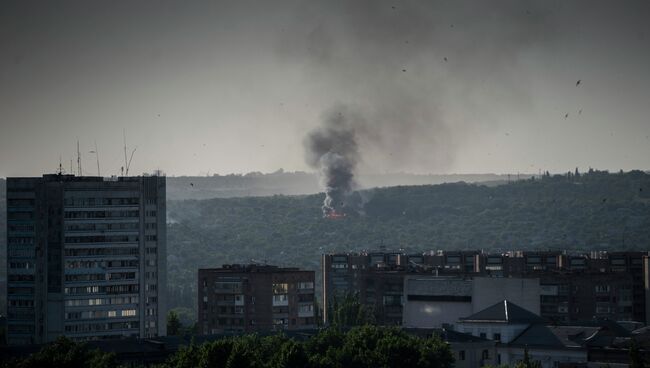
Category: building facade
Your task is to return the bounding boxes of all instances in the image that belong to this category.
[322,250,650,326]
[6,174,167,345]
[198,264,316,334]
[402,276,540,329]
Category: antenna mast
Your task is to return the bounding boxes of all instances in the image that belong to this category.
[122,129,136,176]
[90,140,101,176]
[58,155,64,175]
[77,140,82,176]
[123,129,128,176]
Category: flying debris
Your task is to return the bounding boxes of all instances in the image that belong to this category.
[576,79,581,86]
[402,69,407,72]
[190,183,194,187]
[578,109,582,115]
[444,57,448,62]
[564,113,569,119]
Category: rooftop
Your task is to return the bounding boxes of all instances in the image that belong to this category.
[459,300,546,324]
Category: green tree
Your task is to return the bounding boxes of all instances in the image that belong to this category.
[514,347,542,368]
[198,339,234,368]
[4,336,116,368]
[167,310,182,336]
[165,340,201,368]
[329,293,375,327]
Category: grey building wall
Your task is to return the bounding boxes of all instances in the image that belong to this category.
[402,277,472,328]
[472,277,540,315]
[402,276,540,329]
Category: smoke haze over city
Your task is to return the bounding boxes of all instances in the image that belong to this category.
[1,0,649,178]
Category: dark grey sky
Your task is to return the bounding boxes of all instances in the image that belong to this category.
[1,0,649,177]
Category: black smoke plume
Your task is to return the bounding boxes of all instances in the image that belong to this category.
[304,109,360,217]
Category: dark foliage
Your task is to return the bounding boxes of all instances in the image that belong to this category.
[1,336,117,368]
[164,326,453,368]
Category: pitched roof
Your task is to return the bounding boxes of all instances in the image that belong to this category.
[459,300,546,324]
[509,324,600,350]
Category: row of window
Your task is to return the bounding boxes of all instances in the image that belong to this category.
[64,321,139,333]
[271,282,314,293]
[8,299,34,307]
[64,284,139,295]
[64,247,139,257]
[65,235,138,244]
[64,210,139,219]
[8,237,34,245]
[66,259,139,269]
[8,310,35,320]
[8,211,34,221]
[9,261,34,269]
[65,309,137,320]
[65,272,136,282]
[8,249,35,258]
[65,296,139,307]
[8,287,34,295]
[8,224,34,232]
[9,274,35,282]
[64,197,139,207]
[7,198,35,207]
[66,222,140,232]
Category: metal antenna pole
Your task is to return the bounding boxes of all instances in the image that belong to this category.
[77,140,82,176]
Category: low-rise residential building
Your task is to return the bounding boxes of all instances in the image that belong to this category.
[456,300,546,344]
[198,264,316,334]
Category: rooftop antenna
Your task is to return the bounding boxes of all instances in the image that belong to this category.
[70,159,74,176]
[57,155,64,175]
[123,129,137,176]
[89,140,101,176]
[77,140,83,176]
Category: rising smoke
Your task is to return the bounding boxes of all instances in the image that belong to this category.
[304,108,360,216]
[291,1,558,214]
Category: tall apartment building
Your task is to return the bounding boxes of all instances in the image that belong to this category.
[6,174,166,345]
[322,250,650,326]
[198,264,316,334]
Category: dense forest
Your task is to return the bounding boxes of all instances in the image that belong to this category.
[167,170,650,312]
[166,171,519,200]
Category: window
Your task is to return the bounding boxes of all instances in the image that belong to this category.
[482,350,490,360]
[479,332,486,339]
[273,294,288,306]
[298,282,314,289]
[595,285,611,293]
[458,351,465,361]
[272,283,289,294]
[493,333,501,342]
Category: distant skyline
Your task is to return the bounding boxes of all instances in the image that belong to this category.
[1,0,649,178]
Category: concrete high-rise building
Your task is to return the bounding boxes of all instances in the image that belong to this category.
[6,174,166,345]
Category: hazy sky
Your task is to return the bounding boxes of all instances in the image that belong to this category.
[1,0,649,178]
